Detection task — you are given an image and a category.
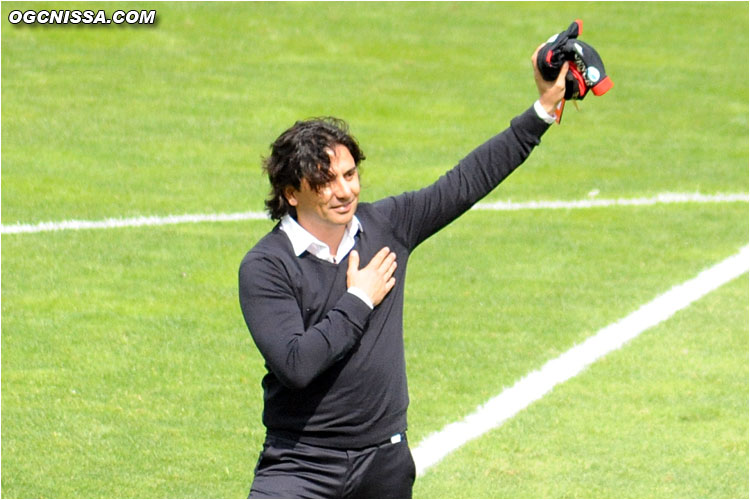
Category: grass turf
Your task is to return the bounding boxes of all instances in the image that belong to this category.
[415,274,748,498]
[2,205,746,498]
[2,2,747,224]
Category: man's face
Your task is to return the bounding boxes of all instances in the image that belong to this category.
[285,143,360,235]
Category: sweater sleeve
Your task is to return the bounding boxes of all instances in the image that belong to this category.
[238,254,372,390]
[373,105,550,250]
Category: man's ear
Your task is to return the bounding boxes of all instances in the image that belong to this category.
[284,186,298,207]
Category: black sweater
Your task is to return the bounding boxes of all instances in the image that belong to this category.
[238,106,550,449]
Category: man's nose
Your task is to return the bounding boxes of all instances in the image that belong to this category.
[332,176,352,199]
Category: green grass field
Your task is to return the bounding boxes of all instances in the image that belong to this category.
[2,2,748,498]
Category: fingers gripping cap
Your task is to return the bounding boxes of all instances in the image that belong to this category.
[537,19,582,81]
[537,19,613,101]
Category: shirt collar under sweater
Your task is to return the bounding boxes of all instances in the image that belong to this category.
[279,214,362,264]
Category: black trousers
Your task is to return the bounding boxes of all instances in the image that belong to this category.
[249,434,416,499]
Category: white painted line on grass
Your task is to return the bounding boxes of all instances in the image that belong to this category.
[0,211,269,235]
[1,192,747,235]
[412,244,750,477]
[473,192,750,211]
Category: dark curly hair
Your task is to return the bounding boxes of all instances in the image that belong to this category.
[262,117,365,220]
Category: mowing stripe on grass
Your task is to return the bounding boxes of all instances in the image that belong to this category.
[1,192,747,235]
[411,244,750,477]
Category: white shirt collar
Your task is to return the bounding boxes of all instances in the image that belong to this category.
[279,214,362,264]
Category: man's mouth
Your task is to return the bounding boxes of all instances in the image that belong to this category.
[332,200,355,213]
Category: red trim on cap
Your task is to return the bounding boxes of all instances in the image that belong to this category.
[592,76,613,96]
[570,67,586,97]
[575,19,583,35]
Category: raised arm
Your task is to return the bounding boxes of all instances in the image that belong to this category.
[373,47,568,250]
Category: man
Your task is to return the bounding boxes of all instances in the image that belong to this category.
[238,47,568,498]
